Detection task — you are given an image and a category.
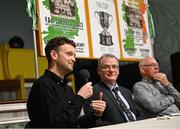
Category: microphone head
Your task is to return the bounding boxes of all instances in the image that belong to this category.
[78,69,91,84]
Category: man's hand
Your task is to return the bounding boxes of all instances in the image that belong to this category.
[91,92,106,117]
[77,82,93,99]
[153,73,170,86]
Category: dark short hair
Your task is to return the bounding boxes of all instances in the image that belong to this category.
[45,36,76,64]
[98,54,119,70]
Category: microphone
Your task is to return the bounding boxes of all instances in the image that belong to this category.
[78,69,91,86]
[77,69,93,107]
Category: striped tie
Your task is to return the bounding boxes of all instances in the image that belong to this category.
[112,87,135,121]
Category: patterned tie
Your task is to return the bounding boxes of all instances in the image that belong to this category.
[112,87,135,121]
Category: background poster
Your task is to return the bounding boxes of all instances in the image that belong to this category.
[87,0,121,59]
[38,0,89,57]
[117,0,154,61]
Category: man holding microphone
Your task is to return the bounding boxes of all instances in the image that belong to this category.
[26,36,106,128]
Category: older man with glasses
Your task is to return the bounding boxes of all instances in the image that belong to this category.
[133,56,180,117]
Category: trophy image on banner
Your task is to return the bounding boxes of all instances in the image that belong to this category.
[94,11,113,46]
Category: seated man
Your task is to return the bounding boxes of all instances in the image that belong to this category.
[90,54,144,126]
[26,36,106,128]
[133,57,180,116]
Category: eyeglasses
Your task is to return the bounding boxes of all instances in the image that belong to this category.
[141,63,159,68]
[101,65,119,70]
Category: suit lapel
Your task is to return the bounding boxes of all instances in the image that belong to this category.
[100,82,125,116]
[119,87,136,114]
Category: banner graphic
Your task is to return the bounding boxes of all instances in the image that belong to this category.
[38,0,89,57]
[117,0,153,60]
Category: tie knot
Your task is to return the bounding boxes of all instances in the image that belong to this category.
[112,87,119,92]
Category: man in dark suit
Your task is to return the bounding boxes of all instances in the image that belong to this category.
[91,54,144,126]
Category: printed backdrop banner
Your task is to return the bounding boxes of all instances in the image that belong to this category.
[86,0,121,59]
[117,0,154,60]
[37,0,154,60]
[37,0,90,57]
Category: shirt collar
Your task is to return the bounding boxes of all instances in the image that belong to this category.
[103,81,118,91]
[44,69,68,86]
[142,78,156,84]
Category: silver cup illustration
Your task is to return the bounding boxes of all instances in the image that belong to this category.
[94,11,113,46]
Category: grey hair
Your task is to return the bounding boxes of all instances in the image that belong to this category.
[98,54,119,70]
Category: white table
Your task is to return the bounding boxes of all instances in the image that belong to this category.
[92,116,180,129]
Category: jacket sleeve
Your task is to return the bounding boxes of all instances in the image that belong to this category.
[133,82,175,113]
[166,83,180,108]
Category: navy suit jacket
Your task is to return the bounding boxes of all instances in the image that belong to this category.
[91,81,144,125]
